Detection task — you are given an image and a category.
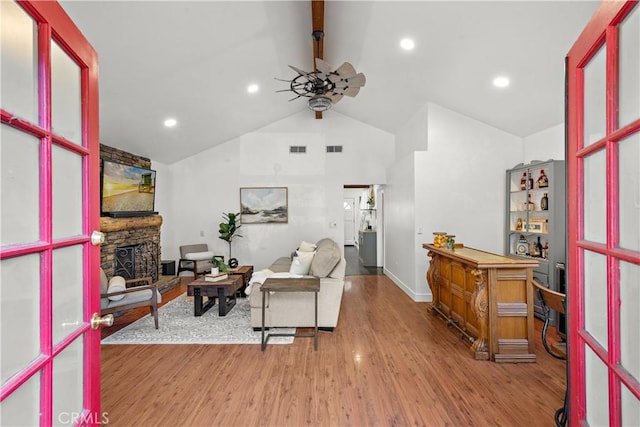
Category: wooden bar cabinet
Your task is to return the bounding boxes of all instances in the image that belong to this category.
[423,244,539,363]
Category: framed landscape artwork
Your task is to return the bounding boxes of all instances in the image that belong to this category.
[240,187,288,224]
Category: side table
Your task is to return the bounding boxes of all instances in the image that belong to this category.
[260,277,320,351]
[229,265,253,296]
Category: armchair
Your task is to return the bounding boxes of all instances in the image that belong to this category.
[177,243,216,278]
[100,268,162,329]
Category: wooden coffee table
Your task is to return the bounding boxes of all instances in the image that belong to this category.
[186,276,241,317]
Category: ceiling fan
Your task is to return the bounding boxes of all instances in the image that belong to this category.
[276,0,366,116]
[276,57,366,112]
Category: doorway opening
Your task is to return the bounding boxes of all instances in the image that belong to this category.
[343,185,384,276]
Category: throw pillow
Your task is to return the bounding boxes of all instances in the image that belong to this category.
[100,268,110,309]
[298,241,317,252]
[310,238,341,278]
[100,268,109,294]
[107,276,127,301]
[184,251,214,261]
[289,250,315,275]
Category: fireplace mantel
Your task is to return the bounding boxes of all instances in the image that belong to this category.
[100,215,162,232]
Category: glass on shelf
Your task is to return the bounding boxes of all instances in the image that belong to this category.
[433,232,447,248]
[445,234,456,250]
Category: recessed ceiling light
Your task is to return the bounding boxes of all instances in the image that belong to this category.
[400,38,415,51]
[493,76,510,88]
[247,84,259,94]
[164,118,177,127]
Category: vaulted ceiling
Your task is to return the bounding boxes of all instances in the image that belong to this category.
[60,1,600,164]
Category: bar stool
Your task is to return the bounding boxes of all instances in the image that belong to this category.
[532,278,567,427]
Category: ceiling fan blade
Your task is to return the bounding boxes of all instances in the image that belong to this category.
[340,86,360,97]
[327,92,344,104]
[315,58,332,75]
[334,62,356,77]
[332,73,366,88]
[288,64,312,77]
[327,73,340,83]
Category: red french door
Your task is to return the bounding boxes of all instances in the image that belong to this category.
[566,1,640,425]
[0,1,102,426]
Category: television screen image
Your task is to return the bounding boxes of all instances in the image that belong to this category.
[101,160,157,216]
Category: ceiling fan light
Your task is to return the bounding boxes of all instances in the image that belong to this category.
[308,94,333,112]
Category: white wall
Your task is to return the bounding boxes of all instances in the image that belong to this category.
[384,154,417,297]
[149,159,173,263]
[523,123,565,161]
[385,103,523,301]
[395,103,428,159]
[420,104,523,253]
[161,111,395,271]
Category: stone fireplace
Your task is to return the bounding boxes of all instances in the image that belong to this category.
[99,144,179,292]
[100,215,163,283]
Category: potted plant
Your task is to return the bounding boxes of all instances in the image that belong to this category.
[218,212,242,265]
[210,256,230,274]
[367,187,375,209]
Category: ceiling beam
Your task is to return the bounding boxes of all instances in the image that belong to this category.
[312,0,324,120]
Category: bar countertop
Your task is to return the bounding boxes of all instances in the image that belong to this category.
[422,244,539,269]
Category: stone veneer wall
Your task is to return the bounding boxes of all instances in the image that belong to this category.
[100,144,162,281]
[100,144,151,169]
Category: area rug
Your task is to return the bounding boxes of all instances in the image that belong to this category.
[101,294,295,345]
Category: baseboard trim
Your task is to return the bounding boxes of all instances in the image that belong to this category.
[383,268,432,302]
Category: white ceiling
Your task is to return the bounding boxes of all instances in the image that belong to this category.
[59,1,600,164]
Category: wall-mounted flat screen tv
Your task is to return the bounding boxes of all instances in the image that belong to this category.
[101,160,157,217]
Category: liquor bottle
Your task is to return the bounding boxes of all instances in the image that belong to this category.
[536,236,543,258]
[527,193,535,211]
[538,169,548,188]
[520,172,527,191]
[541,192,549,211]
[529,174,534,190]
[541,241,549,259]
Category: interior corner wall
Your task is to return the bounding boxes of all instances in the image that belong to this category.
[385,103,523,302]
[149,159,173,263]
[419,103,523,253]
[161,111,395,270]
[523,123,565,161]
[395,103,428,159]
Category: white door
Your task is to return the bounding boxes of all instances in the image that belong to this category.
[343,197,356,245]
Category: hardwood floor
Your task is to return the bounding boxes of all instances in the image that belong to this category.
[344,245,384,276]
[101,275,566,426]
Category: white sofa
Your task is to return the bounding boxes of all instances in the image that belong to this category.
[248,238,346,331]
